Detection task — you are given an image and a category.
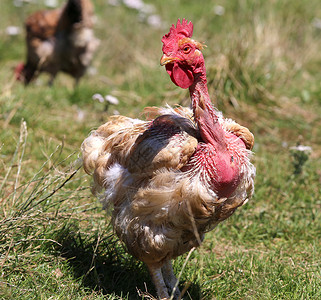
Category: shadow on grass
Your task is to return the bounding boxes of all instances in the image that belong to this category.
[53,223,202,299]
[52,223,152,299]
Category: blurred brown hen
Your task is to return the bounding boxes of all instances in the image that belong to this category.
[16,0,99,86]
[82,19,255,299]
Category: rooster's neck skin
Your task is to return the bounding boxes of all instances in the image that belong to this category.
[186,63,242,199]
[188,66,225,148]
[189,72,212,113]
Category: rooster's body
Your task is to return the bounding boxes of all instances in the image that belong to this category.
[16,0,99,85]
[82,19,255,299]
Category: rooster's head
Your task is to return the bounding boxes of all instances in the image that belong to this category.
[160,19,206,89]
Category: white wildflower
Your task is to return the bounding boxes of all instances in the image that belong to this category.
[123,0,145,10]
[44,0,58,8]
[290,145,312,153]
[6,26,21,36]
[77,109,85,122]
[147,14,163,29]
[290,144,312,175]
[108,0,120,6]
[105,95,119,105]
[13,0,23,7]
[214,5,225,16]
[92,93,105,103]
[13,0,32,7]
[87,66,97,76]
[121,0,162,28]
[140,3,155,15]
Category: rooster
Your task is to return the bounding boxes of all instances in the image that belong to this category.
[16,0,99,86]
[82,19,255,299]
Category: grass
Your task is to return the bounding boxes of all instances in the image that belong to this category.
[0,0,321,299]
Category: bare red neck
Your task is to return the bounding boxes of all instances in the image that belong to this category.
[188,67,241,198]
[189,68,226,148]
[189,72,211,113]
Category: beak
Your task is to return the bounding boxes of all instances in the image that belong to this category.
[160,54,179,66]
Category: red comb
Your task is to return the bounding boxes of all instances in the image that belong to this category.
[162,19,193,49]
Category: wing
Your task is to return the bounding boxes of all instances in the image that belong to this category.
[127,114,198,174]
[82,111,198,192]
[82,115,147,175]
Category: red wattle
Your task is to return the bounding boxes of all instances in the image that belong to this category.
[166,63,194,89]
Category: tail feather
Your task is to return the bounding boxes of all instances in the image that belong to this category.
[59,0,94,30]
[64,0,83,24]
[81,132,107,175]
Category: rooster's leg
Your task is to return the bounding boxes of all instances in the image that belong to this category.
[162,260,180,298]
[48,74,57,86]
[148,264,169,299]
[74,77,80,88]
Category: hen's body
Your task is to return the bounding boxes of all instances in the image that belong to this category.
[82,19,255,299]
[17,0,99,85]
[82,109,254,297]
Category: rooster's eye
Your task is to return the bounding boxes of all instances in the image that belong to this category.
[183,46,191,54]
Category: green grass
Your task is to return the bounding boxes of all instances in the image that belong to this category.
[1,0,321,299]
